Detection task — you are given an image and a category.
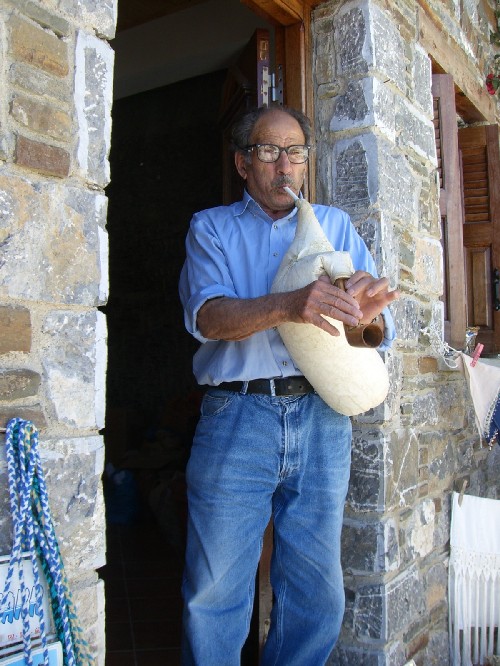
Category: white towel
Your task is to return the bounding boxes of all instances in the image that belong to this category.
[449,492,500,665]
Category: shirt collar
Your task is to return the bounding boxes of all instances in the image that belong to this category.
[234,189,300,223]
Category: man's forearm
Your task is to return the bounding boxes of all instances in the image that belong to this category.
[197,279,365,342]
[197,294,290,341]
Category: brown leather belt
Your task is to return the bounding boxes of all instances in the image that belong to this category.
[213,376,314,396]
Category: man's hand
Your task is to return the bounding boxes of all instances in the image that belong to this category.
[343,271,399,324]
[284,276,363,336]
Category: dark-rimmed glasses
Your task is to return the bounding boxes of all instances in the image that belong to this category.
[245,144,311,164]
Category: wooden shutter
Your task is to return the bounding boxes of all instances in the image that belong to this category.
[459,124,500,353]
[432,74,466,349]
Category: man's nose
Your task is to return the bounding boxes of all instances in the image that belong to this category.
[275,151,292,172]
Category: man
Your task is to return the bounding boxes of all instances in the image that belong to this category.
[179,106,398,665]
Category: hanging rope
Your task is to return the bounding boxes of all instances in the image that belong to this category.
[1,418,94,665]
[420,323,459,368]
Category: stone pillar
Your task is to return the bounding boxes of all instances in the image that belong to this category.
[312,1,490,664]
[0,1,116,662]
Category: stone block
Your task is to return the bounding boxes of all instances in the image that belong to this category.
[11,0,71,36]
[41,310,106,429]
[0,132,10,161]
[9,62,69,103]
[334,2,407,91]
[40,435,105,569]
[380,212,400,289]
[385,428,419,511]
[0,369,40,400]
[426,559,448,612]
[9,15,69,77]
[388,297,420,345]
[0,305,31,353]
[370,4,407,93]
[405,629,429,661]
[0,405,47,431]
[342,516,399,574]
[403,390,439,427]
[395,97,437,163]
[334,5,369,77]
[10,94,72,142]
[61,0,117,39]
[354,566,426,641]
[328,640,406,666]
[75,31,114,187]
[436,382,468,429]
[313,13,334,84]
[352,215,378,256]
[422,628,451,666]
[15,134,70,178]
[413,44,433,116]
[418,356,438,374]
[331,133,419,224]
[0,175,108,305]
[413,237,442,295]
[348,425,418,512]
[399,498,436,564]
[71,578,105,666]
[333,138,371,211]
[332,80,370,128]
[331,77,396,141]
[379,151,419,225]
[347,429,385,511]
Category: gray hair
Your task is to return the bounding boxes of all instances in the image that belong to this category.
[230,106,312,156]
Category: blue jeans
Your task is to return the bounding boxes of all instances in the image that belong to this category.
[182,388,352,665]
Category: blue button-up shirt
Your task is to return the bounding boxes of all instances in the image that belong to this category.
[179,191,396,386]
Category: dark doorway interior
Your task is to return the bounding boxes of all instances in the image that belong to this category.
[101,70,225,664]
[105,69,225,465]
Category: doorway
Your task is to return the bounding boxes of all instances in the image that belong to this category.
[101,2,275,663]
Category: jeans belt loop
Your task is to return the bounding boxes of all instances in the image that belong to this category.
[241,380,249,395]
[269,378,276,397]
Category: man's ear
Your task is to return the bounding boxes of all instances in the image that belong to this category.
[235,152,248,180]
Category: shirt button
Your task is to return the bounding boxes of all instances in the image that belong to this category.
[273,224,278,230]
[282,361,288,366]
[273,252,278,257]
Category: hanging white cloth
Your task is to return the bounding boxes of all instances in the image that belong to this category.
[457,353,500,447]
[449,491,500,665]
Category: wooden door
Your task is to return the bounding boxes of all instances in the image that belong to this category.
[432,74,467,350]
[459,124,500,354]
[219,29,272,204]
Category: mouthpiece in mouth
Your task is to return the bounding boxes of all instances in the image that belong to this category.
[283,186,299,201]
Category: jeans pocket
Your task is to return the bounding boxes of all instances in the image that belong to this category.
[200,390,235,418]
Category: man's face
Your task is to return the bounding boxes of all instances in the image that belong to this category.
[235,110,308,219]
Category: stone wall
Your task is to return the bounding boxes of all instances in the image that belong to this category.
[0,1,116,663]
[312,1,500,664]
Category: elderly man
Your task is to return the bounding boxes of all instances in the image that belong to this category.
[179,106,398,665]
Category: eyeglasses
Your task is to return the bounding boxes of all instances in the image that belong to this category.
[245,144,311,164]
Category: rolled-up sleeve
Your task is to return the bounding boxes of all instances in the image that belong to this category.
[179,211,237,344]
